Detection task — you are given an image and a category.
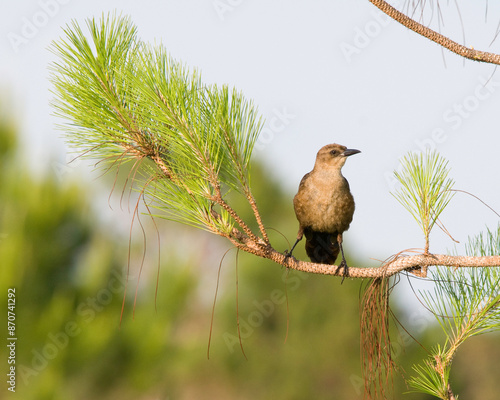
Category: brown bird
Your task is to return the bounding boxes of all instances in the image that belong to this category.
[287,143,360,277]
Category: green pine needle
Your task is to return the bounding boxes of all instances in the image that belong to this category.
[408,348,449,398]
[409,226,500,398]
[392,150,455,252]
[49,13,264,234]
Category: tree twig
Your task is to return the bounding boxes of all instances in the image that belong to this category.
[224,218,500,278]
[270,250,500,278]
[369,0,500,65]
[244,187,269,243]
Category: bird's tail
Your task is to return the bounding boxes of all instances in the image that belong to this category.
[304,229,339,265]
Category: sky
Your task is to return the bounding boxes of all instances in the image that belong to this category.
[1,0,500,308]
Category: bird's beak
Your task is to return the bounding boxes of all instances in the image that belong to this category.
[342,149,361,157]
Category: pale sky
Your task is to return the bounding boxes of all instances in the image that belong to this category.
[2,1,500,309]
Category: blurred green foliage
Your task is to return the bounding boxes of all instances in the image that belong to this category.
[1,103,498,399]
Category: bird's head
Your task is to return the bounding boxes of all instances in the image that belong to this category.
[314,143,361,170]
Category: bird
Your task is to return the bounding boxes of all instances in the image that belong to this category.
[287,143,360,279]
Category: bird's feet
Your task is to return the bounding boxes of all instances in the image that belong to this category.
[284,238,301,261]
[282,250,297,270]
[283,249,296,261]
[336,259,349,284]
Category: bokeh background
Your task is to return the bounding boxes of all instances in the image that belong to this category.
[1,1,499,399]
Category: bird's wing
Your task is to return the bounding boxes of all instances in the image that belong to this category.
[297,172,311,190]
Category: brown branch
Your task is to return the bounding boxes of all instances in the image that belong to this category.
[245,187,269,243]
[273,251,500,278]
[225,223,500,278]
[206,201,499,277]
[218,126,269,243]
[369,0,500,65]
[127,142,500,279]
[215,194,264,244]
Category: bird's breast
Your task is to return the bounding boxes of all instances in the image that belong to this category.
[293,171,355,233]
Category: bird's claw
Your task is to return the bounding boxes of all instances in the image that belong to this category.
[282,250,296,270]
[337,259,349,284]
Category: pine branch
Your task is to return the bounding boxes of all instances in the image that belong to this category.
[51,13,500,280]
[409,227,500,399]
[50,14,500,400]
[392,151,455,255]
[50,13,266,242]
[369,0,500,65]
[275,251,500,278]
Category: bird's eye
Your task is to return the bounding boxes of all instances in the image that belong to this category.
[330,150,337,156]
